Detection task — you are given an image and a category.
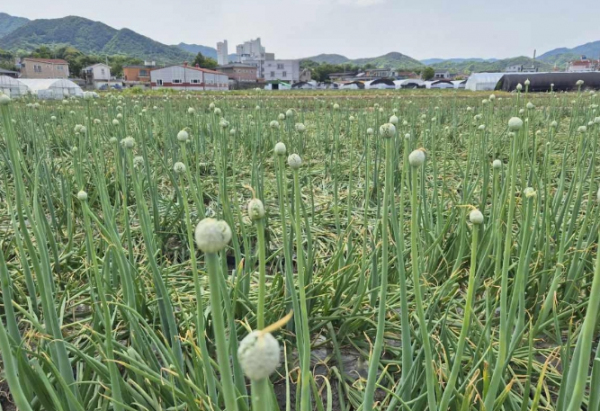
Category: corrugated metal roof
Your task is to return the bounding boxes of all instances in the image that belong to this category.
[23,58,69,65]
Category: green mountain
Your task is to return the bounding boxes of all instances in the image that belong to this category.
[0,12,29,38]
[430,56,553,74]
[0,15,192,63]
[176,43,218,59]
[538,41,600,68]
[303,52,422,69]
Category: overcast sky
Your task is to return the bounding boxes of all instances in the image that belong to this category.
[3,0,599,60]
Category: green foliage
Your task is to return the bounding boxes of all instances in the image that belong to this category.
[192,52,218,70]
[430,56,553,74]
[303,52,423,70]
[421,66,435,80]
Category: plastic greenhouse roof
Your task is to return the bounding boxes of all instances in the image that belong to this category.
[17,78,82,92]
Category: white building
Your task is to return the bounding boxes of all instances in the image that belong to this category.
[261,60,300,82]
[465,73,505,91]
[81,63,121,89]
[567,59,599,72]
[150,64,229,91]
[217,40,228,66]
[236,38,266,60]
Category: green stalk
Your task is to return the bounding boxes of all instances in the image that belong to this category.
[363,135,393,411]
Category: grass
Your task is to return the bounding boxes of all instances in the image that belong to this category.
[0,88,600,411]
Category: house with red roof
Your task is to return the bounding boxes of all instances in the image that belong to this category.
[150,63,229,91]
[20,58,70,79]
[567,58,599,73]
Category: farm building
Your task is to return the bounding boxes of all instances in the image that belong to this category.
[366,79,396,89]
[394,79,425,89]
[150,64,229,91]
[264,81,291,90]
[0,68,19,79]
[0,75,29,98]
[496,72,600,92]
[427,80,455,89]
[465,73,505,91]
[18,78,83,99]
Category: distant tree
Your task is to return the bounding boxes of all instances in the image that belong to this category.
[422,66,435,80]
[193,52,218,70]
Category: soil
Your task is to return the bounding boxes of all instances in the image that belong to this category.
[0,380,16,411]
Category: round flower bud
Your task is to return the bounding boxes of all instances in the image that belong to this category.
[194,218,232,253]
[478,124,486,131]
[576,79,584,87]
[492,159,502,169]
[209,102,215,110]
[255,105,261,110]
[595,117,600,124]
[230,128,236,135]
[333,103,340,110]
[523,187,537,198]
[379,123,396,138]
[74,124,83,133]
[389,115,399,125]
[408,149,426,167]
[489,94,496,101]
[366,128,374,135]
[188,107,195,114]
[134,156,144,167]
[112,119,119,126]
[526,102,535,110]
[482,99,489,105]
[524,79,530,86]
[173,162,186,174]
[274,142,287,156]
[578,126,587,133]
[77,190,88,201]
[550,120,558,128]
[404,133,411,139]
[349,115,355,122]
[109,137,118,144]
[288,154,302,169]
[469,209,484,225]
[278,113,285,121]
[238,331,280,380]
[0,93,11,105]
[177,129,189,142]
[519,108,525,115]
[508,117,523,131]
[516,83,523,91]
[219,119,229,129]
[285,109,294,118]
[116,113,123,120]
[270,120,280,129]
[248,198,266,221]
[214,108,222,116]
[121,136,135,149]
[295,123,306,133]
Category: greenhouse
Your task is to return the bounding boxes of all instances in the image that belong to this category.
[341,81,365,90]
[394,79,425,89]
[465,73,505,91]
[496,72,600,92]
[427,80,455,89]
[366,79,395,89]
[0,75,29,98]
[452,80,467,89]
[18,79,84,99]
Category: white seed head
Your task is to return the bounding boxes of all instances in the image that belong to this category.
[77,190,88,201]
[121,136,135,149]
[523,187,537,198]
[295,123,306,133]
[230,128,237,135]
[214,108,222,116]
[255,105,261,110]
[526,102,535,110]
[349,115,356,122]
[492,159,502,169]
[524,79,530,86]
[408,149,426,167]
[550,120,558,128]
[516,83,523,91]
[74,124,83,133]
[594,117,600,124]
[194,218,232,253]
[478,124,486,131]
[112,119,120,125]
[469,209,484,225]
[133,156,144,167]
[288,154,302,169]
[248,198,266,221]
[508,117,523,131]
[238,331,280,380]
[333,103,340,110]
[209,102,215,110]
[578,126,587,133]
[404,133,411,139]
[173,162,186,174]
[379,123,396,139]
[576,79,584,86]
[270,120,280,129]
[219,119,230,129]
[0,93,11,105]
[116,113,123,120]
[188,107,195,114]
[109,137,118,144]
[278,113,286,121]
[389,115,399,125]
[274,142,287,156]
[177,129,189,142]
[286,109,294,117]
[489,94,496,101]
[366,127,374,135]
[83,91,93,100]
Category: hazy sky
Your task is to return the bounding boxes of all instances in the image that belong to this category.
[3,0,600,60]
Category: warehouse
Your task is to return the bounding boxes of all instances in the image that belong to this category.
[150,63,229,91]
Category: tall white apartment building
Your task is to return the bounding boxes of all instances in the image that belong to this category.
[217,40,228,66]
